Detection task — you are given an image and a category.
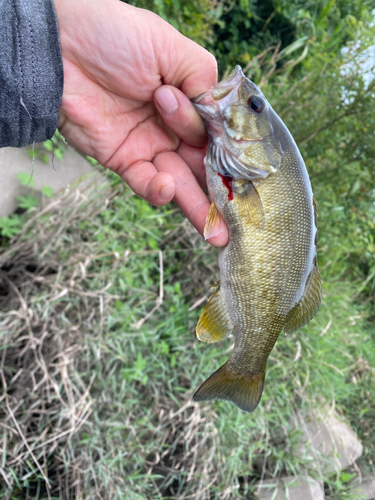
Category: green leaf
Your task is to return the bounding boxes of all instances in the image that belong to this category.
[170,353,177,368]
[0,215,22,238]
[148,238,158,250]
[28,149,38,160]
[16,171,34,187]
[17,194,40,210]
[340,472,355,483]
[86,156,99,166]
[114,300,123,310]
[134,353,146,373]
[43,140,54,152]
[42,186,54,198]
[55,149,64,160]
[159,341,169,355]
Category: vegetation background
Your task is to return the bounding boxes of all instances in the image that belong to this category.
[0,0,374,499]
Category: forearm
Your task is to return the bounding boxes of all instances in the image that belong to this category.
[0,0,63,147]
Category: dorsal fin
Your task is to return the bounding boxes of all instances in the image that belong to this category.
[196,283,234,343]
[284,261,322,334]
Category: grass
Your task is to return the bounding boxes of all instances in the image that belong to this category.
[0,171,374,499]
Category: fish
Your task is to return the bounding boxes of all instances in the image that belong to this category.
[191,66,322,413]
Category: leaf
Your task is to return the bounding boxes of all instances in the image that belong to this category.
[148,238,158,250]
[170,353,177,368]
[42,186,54,198]
[28,149,38,160]
[159,341,169,355]
[340,471,355,483]
[0,215,22,238]
[55,149,64,160]
[16,171,34,187]
[275,37,309,61]
[43,140,54,152]
[86,156,99,166]
[134,353,146,373]
[16,195,40,210]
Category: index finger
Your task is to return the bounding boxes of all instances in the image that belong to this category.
[153,150,229,247]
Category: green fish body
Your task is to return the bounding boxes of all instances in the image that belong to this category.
[192,66,321,413]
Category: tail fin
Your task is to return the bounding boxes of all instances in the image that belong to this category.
[193,363,265,413]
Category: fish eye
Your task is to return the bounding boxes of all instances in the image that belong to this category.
[248,96,265,113]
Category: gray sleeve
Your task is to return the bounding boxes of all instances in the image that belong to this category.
[0,0,64,148]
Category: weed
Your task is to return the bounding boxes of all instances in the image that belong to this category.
[0,172,374,499]
[0,172,55,243]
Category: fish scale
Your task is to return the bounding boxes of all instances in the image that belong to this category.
[192,66,322,413]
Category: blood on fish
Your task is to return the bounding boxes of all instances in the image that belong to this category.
[218,173,234,201]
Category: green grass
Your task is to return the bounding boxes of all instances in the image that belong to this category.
[0,172,374,499]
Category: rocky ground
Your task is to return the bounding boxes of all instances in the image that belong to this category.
[0,144,97,217]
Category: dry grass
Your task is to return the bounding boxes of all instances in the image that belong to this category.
[0,177,236,499]
[1,173,374,500]
[0,181,107,498]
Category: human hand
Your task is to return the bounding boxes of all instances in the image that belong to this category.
[53,0,229,246]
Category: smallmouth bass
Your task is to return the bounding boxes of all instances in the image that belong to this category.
[192,66,322,413]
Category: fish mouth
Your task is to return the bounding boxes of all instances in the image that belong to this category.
[191,65,246,120]
[211,65,245,100]
[192,66,244,102]
[191,91,217,120]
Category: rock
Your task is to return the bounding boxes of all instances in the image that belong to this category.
[256,475,324,500]
[351,470,375,500]
[295,409,363,473]
[0,145,98,217]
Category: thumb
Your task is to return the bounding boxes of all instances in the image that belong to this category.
[160,32,218,98]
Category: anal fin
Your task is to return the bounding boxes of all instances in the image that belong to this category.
[196,283,234,343]
[284,261,322,334]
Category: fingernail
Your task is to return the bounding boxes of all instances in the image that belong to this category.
[159,183,175,201]
[156,88,179,115]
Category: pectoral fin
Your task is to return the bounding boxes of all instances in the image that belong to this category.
[196,283,234,343]
[204,202,225,240]
[284,261,322,334]
[233,180,265,229]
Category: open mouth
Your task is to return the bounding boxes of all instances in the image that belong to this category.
[192,66,246,121]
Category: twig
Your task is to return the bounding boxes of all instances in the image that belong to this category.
[321,361,345,376]
[319,318,332,336]
[257,434,270,496]
[293,340,302,362]
[188,295,208,312]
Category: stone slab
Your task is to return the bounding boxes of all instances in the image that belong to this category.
[296,409,363,473]
[256,475,324,500]
[0,145,98,217]
[351,472,375,499]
